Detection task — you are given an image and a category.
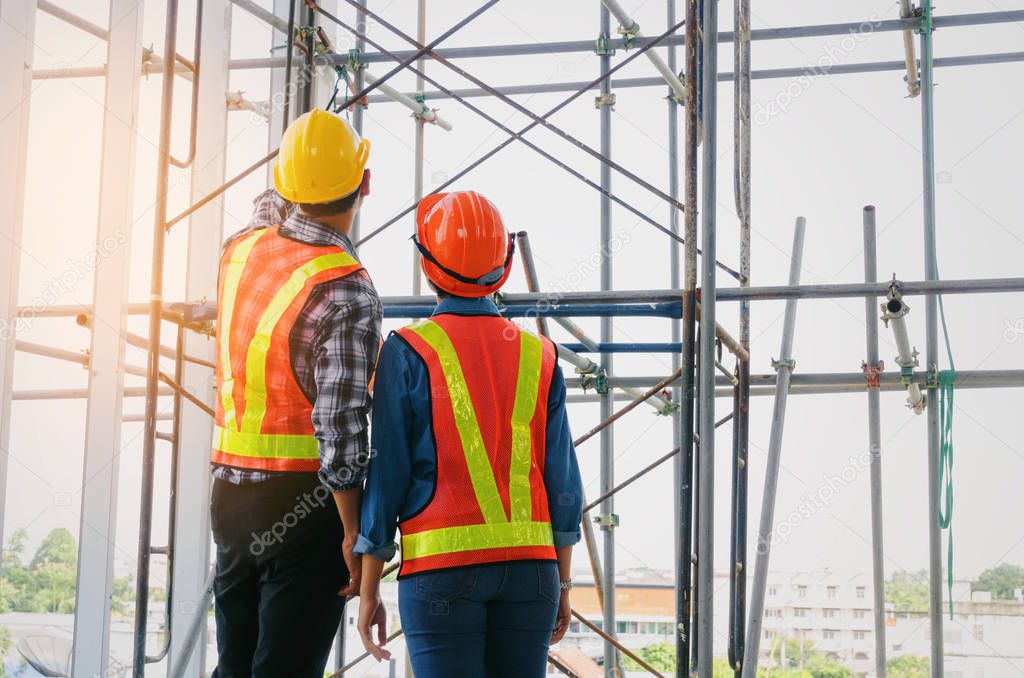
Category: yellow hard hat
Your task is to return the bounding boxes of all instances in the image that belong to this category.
[273,109,371,204]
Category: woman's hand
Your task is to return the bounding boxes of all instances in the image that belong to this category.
[357,593,392,662]
[550,590,572,644]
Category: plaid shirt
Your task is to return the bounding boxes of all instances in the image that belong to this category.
[212,190,383,491]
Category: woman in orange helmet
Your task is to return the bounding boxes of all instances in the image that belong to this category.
[354,191,584,677]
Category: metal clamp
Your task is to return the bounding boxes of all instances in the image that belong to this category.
[861,360,885,389]
[616,21,639,49]
[925,365,941,389]
[347,48,364,72]
[771,357,796,372]
[579,369,609,395]
[595,32,615,56]
[593,513,620,530]
[594,92,617,109]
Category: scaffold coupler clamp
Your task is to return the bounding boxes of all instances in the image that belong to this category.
[771,357,796,373]
[861,360,885,389]
[616,20,639,49]
[925,364,941,390]
[594,32,616,57]
[594,92,617,110]
[593,513,620,531]
[579,366,610,395]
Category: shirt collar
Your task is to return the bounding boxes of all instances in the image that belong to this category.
[279,211,358,255]
[432,295,501,317]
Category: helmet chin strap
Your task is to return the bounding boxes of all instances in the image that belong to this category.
[411,234,516,287]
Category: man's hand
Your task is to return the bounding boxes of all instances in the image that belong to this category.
[339,535,362,597]
[358,593,392,662]
[550,590,571,644]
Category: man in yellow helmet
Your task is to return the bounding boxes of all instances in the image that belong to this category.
[210,109,381,677]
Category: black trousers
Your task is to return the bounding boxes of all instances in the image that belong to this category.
[210,474,348,678]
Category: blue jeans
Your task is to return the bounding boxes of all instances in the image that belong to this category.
[398,560,560,677]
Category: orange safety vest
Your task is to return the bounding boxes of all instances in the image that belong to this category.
[211,226,366,472]
[395,313,558,576]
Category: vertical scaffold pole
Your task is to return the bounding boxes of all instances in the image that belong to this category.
[75,1,145,674]
[597,4,619,675]
[349,0,368,244]
[411,0,426,294]
[918,2,945,675]
[695,0,719,673]
[676,0,700,671]
[666,1,683,669]
[862,206,888,678]
[741,217,806,678]
[0,0,36,581]
[730,0,752,672]
[135,1,181,674]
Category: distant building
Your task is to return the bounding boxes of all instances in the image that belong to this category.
[889,581,1024,677]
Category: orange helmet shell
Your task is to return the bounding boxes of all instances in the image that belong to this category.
[415,191,514,298]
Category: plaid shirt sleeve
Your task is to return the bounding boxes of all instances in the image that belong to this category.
[307,274,383,492]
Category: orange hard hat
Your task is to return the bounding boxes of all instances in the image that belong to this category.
[414,191,515,298]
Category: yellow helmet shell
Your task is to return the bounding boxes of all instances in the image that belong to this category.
[274,109,371,204]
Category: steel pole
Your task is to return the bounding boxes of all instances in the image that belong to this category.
[133,1,180,674]
[741,217,806,678]
[730,0,752,671]
[863,206,888,677]
[666,0,684,668]
[919,2,945,675]
[676,0,700,670]
[598,6,619,675]
[348,0,367,243]
[412,0,426,294]
[695,0,719,672]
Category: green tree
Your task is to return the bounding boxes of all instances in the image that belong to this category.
[623,642,675,671]
[803,655,852,678]
[0,528,77,614]
[886,655,929,678]
[887,570,930,612]
[973,563,1024,600]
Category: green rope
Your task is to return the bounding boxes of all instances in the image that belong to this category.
[937,289,956,619]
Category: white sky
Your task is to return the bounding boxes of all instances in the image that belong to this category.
[5,0,1024,596]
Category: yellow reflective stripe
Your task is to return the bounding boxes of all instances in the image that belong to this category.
[509,331,543,523]
[402,521,553,560]
[240,252,360,433]
[408,320,506,524]
[212,425,318,459]
[218,230,266,429]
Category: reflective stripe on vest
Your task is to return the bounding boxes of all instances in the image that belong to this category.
[401,319,554,560]
[213,228,362,465]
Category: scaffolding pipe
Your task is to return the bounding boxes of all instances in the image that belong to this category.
[881,289,926,413]
[362,70,453,129]
[411,0,427,294]
[695,0,720,671]
[230,0,289,32]
[515,232,549,337]
[600,0,686,100]
[919,2,945,674]
[333,10,1024,62]
[349,0,367,244]
[863,206,888,678]
[37,0,108,40]
[730,0,752,670]
[168,565,214,678]
[676,0,700,669]
[899,0,921,96]
[597,5,619,673]
[742,217,805,678]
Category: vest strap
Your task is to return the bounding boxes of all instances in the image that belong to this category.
[402,521,554,560]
